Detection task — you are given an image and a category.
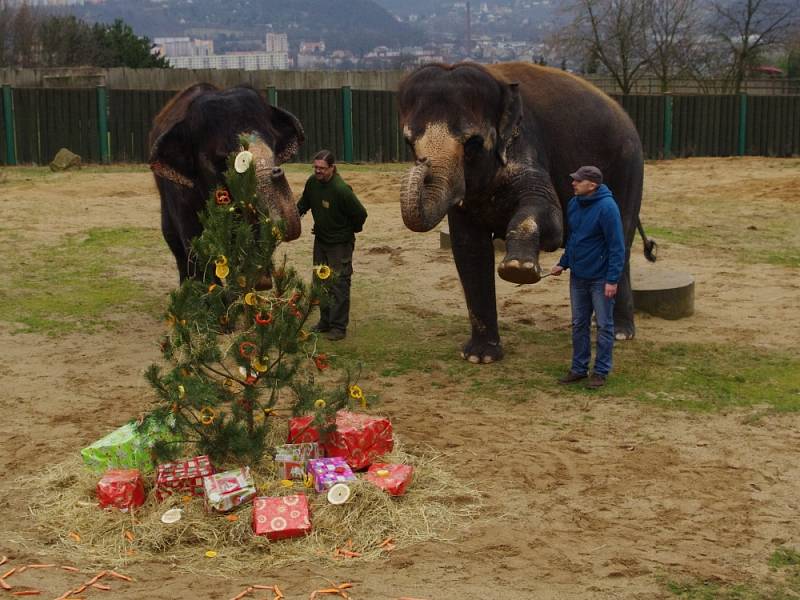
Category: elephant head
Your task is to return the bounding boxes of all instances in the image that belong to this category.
[149,84,304,243]
[397,64,522,232]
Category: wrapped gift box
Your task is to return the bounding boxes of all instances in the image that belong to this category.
[363,463,414,496]
[306,457,356,493]
[274,443,321,480]
[202,467,256,512]
[288,411,393,470]
[97,469,145,511]
[155,455,214,501]
[252,494,312,540]
[81,420,174,474]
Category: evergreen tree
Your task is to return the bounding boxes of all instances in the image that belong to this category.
[144,142,354,465]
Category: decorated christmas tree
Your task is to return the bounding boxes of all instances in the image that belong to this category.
[143,142,359,465]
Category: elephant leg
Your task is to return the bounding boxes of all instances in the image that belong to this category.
[161,197,190,283]
[498,172,561,285]
[448,207,504,364]
[614,250,635,340]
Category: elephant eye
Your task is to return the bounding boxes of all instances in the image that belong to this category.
[464,135,484,156]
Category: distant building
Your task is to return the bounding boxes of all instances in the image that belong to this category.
[265,32,288,53]
[167,52,289,70]
[153,37,213,58]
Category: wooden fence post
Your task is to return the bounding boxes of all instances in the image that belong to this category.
[97,85,110,164]
[267,86,277,106]
[737,93,747,156]
[663,95,673,159]
[2,84,16,166]
[341,85,353,162]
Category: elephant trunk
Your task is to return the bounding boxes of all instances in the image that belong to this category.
[400,157,463,232]
[251,139,301,241]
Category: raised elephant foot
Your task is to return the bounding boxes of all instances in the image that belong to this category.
[460,339,504,364]
[498,257,541,284]
[615,331,635,341]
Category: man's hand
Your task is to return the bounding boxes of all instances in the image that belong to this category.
[550,265,564,276]
[605,282,618,298]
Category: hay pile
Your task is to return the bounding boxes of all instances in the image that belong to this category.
[21,426,481,576]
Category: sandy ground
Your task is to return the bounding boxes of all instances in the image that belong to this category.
[0,157,799,599]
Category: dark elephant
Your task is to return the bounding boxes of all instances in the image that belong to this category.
[398,62,648,363]
[149,83,304,283]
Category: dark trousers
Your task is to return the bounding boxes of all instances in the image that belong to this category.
[313,238,354,333]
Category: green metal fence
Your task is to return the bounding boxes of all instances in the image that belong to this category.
[1,87,799,166]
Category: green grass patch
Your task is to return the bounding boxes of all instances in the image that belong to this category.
[0,227,165,335]
[666,546,800,599]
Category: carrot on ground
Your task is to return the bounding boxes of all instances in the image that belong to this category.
[107,570,133,582]
[60,566,80,572]
[11,591,42,596]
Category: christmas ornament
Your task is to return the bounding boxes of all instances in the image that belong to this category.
[234,150,253,173]
[314,264,332,280]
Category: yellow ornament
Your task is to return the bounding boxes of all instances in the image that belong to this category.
[348,385,364,400]
[272,226,283,241]
[177,385,186,399]
[251,356,269,373]
[314,398,326,409]
[215,263,230,279]
[208,283,218,293]
[314,264,332,280]
[199,406,217,425]
[237,275,247,288]
[205,550,218,558]
[376,469,390,477]
[303,473,314,488]
[280,479,294,488]
[244,292,257,306]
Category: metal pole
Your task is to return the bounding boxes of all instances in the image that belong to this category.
[663,95,673,159]
[2,85,16,166]
[96,85,110,164]
[341,85,353,163]
[737,93,747,156]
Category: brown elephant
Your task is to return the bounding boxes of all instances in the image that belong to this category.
[149,84,304,283]
[398,62,651,363]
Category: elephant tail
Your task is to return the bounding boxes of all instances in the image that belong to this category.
[637,218,657,262]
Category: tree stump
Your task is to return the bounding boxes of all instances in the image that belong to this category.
[439,225,505,252]
[632,268,694,319]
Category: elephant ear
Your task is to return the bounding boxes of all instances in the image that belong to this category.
[269,105,305,165]
[148,83,218,188]
[496,82,522,166]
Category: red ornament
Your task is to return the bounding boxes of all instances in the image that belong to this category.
[314,353,329,371]
[255,312,273,326]
[215,188,231,205]
[239,341,257,358]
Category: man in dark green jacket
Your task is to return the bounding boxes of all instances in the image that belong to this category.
[297,150,368,341]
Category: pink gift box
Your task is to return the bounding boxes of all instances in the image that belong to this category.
[363,463,414,496]
[252,494,312,540]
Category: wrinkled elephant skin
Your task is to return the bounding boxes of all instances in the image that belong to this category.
[398,62,645,363]
[149,84,304,283]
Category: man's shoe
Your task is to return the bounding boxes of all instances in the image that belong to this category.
[558,371,587,384]
[586,373,607,389]
[324,329,346,341]
[311,322,331,333]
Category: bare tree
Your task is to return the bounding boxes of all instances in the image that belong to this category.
[0,0,14,67]
[11,3,39,68]
[552,0,653,95]
[647,0,700,92]
[709,0,799,93]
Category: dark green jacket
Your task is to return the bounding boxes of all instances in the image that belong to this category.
[296,172,367,244]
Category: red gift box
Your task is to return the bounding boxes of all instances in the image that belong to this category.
[97,469,145,510]
[252,494,312,540]
[288,411,393,470]
[155,455,214,501]
[363,463,414,496]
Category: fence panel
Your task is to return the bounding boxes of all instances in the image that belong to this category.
[353,90,403,162]
[672,95,739,157]
[747,96,800,157]
[614,95,665,159]
[110,89,174,163]
[278,89,342,163]
[0,90,7,164]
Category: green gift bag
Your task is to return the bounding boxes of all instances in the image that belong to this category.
[81,419,174,474]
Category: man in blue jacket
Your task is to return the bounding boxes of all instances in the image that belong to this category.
[550,166,625,389]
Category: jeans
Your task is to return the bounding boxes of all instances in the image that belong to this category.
[569,275,616,377]
[313,238,354,333]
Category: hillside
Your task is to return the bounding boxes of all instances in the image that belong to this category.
[69,0,426,55]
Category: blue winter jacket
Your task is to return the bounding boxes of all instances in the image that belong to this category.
[557,184,625,283]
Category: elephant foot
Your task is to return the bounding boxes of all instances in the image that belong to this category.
[498,257,541,284]
[614,325,635,341]
[460,338,504,364]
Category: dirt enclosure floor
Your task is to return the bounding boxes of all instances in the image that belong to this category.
[1,157,799,599]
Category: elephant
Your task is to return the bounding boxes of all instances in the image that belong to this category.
[398,62,651,364]
[149,83,304,283]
